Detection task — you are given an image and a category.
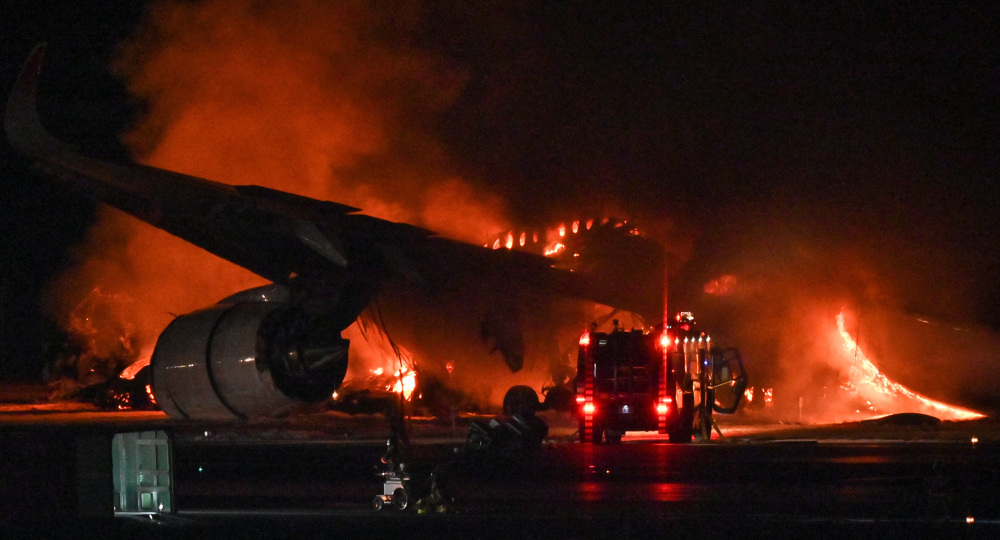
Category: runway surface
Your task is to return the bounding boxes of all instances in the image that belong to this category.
[3,405,1000,538]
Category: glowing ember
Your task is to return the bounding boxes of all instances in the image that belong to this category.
[836,312,983,420]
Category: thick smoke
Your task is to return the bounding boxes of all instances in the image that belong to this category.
[115,0,504,234]
[47,0,509,375]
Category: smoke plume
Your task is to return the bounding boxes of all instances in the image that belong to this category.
[47,0,509,372]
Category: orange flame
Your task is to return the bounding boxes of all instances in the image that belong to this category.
[836,312,983,420]
[119,355,151,380]
[391,368,417,400]
[544,243,566,256]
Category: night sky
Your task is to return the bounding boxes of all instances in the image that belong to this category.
[2,1,998,386]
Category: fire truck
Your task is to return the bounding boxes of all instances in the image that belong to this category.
[575,313,748,443]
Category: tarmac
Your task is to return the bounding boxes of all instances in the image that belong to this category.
[2,381,998,446]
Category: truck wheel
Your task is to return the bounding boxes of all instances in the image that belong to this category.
[671,393,695,443]
[590,423,604,444]
[373,495,385,511]
[392,488,409,510]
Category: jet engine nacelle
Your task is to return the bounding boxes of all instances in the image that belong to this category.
[151,286,349,420]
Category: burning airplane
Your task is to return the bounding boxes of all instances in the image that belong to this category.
[7,45,665,420]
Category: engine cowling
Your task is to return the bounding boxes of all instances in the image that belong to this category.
[151,291,349,420]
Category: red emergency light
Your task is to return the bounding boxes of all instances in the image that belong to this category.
[656,397,672,415]
[579,332,591,347]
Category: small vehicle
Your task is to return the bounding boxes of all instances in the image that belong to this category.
[575,313,748,443]
[372,469,410,511]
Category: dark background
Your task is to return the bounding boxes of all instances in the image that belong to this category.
[2,1,998,381]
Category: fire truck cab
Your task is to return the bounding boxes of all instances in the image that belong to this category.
[575,313,748,443]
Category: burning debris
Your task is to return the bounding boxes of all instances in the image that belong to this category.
[330,366,417,415]
[44,288,143,405]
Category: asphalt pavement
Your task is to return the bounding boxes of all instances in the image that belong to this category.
[4,404,1000,538]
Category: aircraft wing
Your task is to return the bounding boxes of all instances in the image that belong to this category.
[7,46,590,309]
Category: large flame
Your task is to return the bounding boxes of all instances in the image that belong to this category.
[836,311,983,420]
